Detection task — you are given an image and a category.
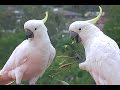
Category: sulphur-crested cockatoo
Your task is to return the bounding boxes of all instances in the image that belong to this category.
[0,12,56,85]
[69,6,120,85]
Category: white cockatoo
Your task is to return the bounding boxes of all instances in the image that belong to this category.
[0,12,56,85]
[69,6,120,85]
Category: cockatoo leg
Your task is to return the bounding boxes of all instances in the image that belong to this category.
[15,69,24,85]
[29,70,45,85]
[29,75,40,85]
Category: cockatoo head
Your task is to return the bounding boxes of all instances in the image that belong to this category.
[24,12,48,39]
[69,6,102,43]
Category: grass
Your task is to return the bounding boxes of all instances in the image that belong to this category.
[36,53,95,85]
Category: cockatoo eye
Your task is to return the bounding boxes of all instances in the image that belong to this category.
[79,28,81,31]
[35,28,37,30]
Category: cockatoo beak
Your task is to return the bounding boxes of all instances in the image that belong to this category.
[70,31,81,43]
[25,29,34,39]
[86,6,102,24]
[42,11,48,23]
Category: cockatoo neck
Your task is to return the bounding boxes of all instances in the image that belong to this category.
[80,25,103,49]
[28,29,51,45]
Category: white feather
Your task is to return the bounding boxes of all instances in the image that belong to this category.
[69,21,120,85]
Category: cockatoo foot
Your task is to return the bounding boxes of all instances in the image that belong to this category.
[79,62,87,70]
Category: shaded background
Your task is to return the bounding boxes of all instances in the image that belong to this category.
[0,5,119,85]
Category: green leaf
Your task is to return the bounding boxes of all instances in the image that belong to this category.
[58,80,69,85]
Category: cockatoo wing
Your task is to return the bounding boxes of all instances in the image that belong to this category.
[1,40,28,72]
[12,40,28,67]
[80,35,120,85]
[47,45,56,68]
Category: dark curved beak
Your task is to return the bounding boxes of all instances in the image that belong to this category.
[69,31,81,43]
[25,29,34,39]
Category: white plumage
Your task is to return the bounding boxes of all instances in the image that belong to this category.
[69,6,120,85]
[0,12,56,85]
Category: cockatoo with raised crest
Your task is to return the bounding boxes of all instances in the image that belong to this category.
[69,6,120,85]
[0,12,56,85]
